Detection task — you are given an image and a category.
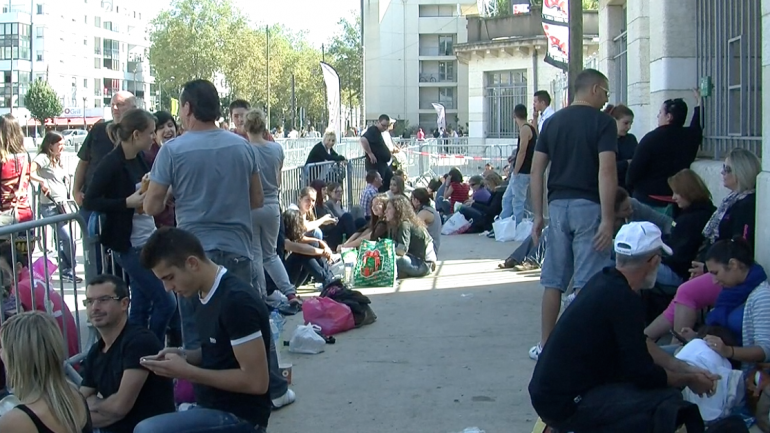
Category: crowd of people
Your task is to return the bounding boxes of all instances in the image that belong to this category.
[0,63,763,432]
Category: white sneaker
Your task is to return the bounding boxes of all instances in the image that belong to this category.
[563,292,577,309]
[529,343,542,361]
[272,389,296,409]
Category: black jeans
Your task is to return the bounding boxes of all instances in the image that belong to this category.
[543,383,683,433]
[322,213,357,250]
[285,253,334,287]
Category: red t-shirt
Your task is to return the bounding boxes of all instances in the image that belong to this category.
[15,268,79,358]
[449,182,471,211]
[0,153,32,222]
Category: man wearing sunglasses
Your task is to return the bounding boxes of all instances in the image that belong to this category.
[80,274,175,433]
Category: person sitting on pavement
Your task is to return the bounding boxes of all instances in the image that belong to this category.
[644,148,759,342]
[136,228,272,433]
[282,209,336,288]
[388,176,406,199]
[459,171,504,234]
[670,238,770,373]
[83,108,177,344]
[294,185,337,241]
[0,241,79,358]
[306,130,346,165]
[360,170,383,220]
[324,182,367,231]
[626,89,703,214]
[306,181,354,251]
[386,196,437,279]
[529,221,718,433]
[438,167,469,215]
[411,188,441,255]
[339,194,389,251]
[603,104,638,193]
[467,175,491,203]
[80,274,175,433]
[0,312,92,433]
[655,169,716,287]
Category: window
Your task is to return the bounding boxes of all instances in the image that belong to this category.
[36,4,42,14]
[84,38,87,45]
[438,87,455,108]
[94,16,101,28]
[485,70,528,138]
[85,15,88,24]
[1,7,6,13]
[438,35,454,56]
[612,7,628,106]
[438,61,455,82]
[36,51,42,61]
[36,27,43,38]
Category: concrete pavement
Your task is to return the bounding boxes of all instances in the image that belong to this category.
[268,234,543,433]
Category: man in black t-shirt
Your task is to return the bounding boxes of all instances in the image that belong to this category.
[529,222,715,432]
[80,274,175,433]
[528,69,619,362]
[136,228,271,433]
[360,114,393,192]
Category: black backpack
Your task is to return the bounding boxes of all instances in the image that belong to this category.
[320,279,377,327]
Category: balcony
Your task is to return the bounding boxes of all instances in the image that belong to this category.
[455,9,598,61]
[465,9,598,44]
[418,46,454,57]
[419,73,456,84]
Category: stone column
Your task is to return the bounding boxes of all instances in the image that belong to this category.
[754,0,770,270]
[624,0,650,136]
[597,0,623,97]
[647,0,698,133]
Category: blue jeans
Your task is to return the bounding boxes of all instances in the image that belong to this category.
[114,247,176,343]
[500,179,516,220]
[134,408,265,433]
[511,173,531,224]
[39,203,76,271]
[540,199,612,292]
[656,263,684,287]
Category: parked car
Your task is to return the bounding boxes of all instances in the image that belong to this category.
[61,129,88,147]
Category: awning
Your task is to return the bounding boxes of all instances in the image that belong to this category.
[25,116,103,127]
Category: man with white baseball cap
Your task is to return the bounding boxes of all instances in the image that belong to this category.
[529,221,717,433]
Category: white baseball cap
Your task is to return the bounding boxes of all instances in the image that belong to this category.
[614,221,673,256]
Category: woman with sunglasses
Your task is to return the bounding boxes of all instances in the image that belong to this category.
[626,89,703,216]
[645,148,759,342]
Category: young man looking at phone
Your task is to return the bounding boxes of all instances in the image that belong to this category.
[79,274,175,433]
[136,227,272,433]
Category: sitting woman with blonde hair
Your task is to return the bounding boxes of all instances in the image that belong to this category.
[0,311,91,432]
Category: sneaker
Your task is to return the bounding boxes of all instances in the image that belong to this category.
[513,261,540,272]
[61,269,83,283]
[529,343,542,361]
[486,230,496,238]
[563,292,577,309]
[272,389,296,409]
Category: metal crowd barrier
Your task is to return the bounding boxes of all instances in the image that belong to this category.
[280,156,368,212]
[0,212,98,385]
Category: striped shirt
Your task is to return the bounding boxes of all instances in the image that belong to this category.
[742,281,770,373]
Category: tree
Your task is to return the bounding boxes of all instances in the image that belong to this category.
[25,79,62,134]
[149,0,247,99]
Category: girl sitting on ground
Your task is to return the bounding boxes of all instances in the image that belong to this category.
[294,185,337,240]
[310,180,355,250]
[338,194,389,252]
[282,208,336,288]
[411,188,441,255]
[385,196,437,279]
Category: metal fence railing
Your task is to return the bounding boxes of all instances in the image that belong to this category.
[0,212,98,385]
[280,157,368,213]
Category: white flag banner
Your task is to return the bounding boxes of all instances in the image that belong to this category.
[541,0,569,71]
[432,103,446,131]
[320,62,342,139]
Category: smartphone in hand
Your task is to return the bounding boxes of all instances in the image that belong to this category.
[141,354,162,362]
[670,329,688,345]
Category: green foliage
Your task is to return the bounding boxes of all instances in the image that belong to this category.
[25,79,62,126]
[149,0,361,129]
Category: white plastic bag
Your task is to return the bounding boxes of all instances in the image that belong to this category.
[441,212,471,235]
[513,220,533,242]
[288,323,326,354]
[493,217,517,242]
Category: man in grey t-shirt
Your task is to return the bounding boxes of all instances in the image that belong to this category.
[145,79,264,349]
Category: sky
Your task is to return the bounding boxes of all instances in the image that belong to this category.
[136,0,361,47]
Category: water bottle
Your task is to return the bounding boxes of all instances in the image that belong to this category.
[269,310,286,363]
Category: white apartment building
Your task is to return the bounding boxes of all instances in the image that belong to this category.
[363,0,478,132]
[0,0,155,127]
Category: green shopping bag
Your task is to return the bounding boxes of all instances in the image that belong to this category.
[352,239,397,288]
